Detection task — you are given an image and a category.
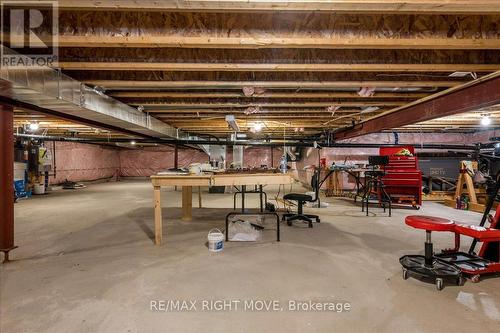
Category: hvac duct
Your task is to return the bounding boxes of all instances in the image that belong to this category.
[0,46,198,140]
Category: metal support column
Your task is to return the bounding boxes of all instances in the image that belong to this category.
[0,103,16,262]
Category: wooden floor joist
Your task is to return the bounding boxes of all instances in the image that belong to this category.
[109,92,429,99]
[145,108,384,117]
[136,102,405,109]
[58,62,500,72]
[88,80,465,89]
[55,0,500,14]
[57,36,500,50]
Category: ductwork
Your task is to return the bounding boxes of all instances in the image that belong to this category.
[0,46,195,140]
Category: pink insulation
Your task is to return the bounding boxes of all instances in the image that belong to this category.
[49,142,120,185]
[119,146,209,177]
[44,131,492,186]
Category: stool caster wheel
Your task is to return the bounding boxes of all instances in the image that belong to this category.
[402,268,409,280]
[471,274,480,283]
[436,278,444,291]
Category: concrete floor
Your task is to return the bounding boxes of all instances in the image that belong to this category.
[1,179,500,333]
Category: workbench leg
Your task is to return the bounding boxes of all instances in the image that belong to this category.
[182,186,193,221]
[198,186,202,208]
[154,186,162,245]
[241,185,246,212]
[259,185,264,212]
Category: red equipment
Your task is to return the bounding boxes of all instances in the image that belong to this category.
[380,146,422,209]
[400,207,500,289]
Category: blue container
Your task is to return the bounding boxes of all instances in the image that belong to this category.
[14,180,27,198]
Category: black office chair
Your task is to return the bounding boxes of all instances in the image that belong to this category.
[282,168,321,228]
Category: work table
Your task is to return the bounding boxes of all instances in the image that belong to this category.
[151,172,293,245]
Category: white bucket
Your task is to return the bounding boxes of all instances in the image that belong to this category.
[207,228,224,253]
[33,183,45,195]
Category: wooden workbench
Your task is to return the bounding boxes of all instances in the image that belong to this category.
[150,173,293,245]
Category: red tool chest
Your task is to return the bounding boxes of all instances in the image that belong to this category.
[380,147,422,208]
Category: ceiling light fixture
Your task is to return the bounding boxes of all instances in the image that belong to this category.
[360,106,380,114]
[28,122,39,131]
[480,114,491,126]
[130,140,136,145]
[449,72,471,78]
[225,115,240,132]
[251,122,264,133]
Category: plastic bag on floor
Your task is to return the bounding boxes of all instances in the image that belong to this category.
[306,201,329,208]
[228,220,263,241]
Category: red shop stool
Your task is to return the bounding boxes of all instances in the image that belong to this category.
[399,215,462,290]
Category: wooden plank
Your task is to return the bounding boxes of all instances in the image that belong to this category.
[182,186,193,221]
[154,186,162,245]
[198,186,202,208]
[464,173,478,204]
[57,36,500,50]
[152,108,386,114]
[151,175,211,187]
[454,173,465,199]
[211,173,293,186]
[422,191,454,201]
[138,101,405,108]
[58,62,500,72]
[87,80,463,89]
[109,91,429,99]
[444,198,493,214]
[55,0,500,14]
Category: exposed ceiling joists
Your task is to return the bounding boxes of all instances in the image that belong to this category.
[7,3,499,138]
